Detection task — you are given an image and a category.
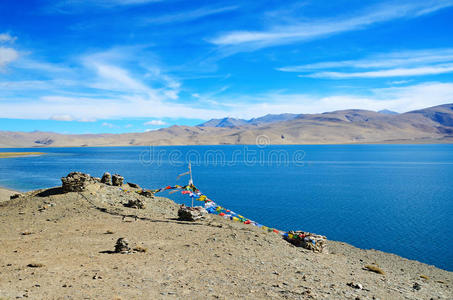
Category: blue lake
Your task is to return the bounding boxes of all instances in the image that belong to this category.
[1,144,452,271]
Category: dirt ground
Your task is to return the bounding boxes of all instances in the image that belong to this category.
[0,183,451,300]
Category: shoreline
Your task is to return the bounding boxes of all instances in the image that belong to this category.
[1,140,453,149]
[0,152,45,158]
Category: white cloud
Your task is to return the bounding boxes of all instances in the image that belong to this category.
[102,122,116,128]
[303,64,453,79]
[48,0,162,12]
[2,81,451,121]
[49,114,75,121]
[279,48,453,79]
[0,33,17,43]
[144,6,238,24]
[0,47,19,68]
[279,49,453,71]
[210,1,453,51]
[144,120,166,126]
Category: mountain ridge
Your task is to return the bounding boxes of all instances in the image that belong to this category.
[1,104,453,147]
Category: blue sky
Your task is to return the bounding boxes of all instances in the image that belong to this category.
[1,0,453,133]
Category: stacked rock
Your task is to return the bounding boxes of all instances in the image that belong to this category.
[61,172,95,192]
[112,174,124,186]
[101,172,112,185]
[285,231,328,253]
[177,205,208,221]
[114,238,130,254]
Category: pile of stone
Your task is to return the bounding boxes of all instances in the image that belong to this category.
[285,230,328,253]
[100,172,124,186]
[177,205,208,221]
[114,238,131,254]
[61,172,97,192]
[124,198,146,209]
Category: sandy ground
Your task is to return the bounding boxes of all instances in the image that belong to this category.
[0,184,451,300]
[0,187,15,202]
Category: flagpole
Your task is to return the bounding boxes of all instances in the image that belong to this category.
[188,161,193,207]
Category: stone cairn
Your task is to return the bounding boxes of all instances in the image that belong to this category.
[124,198,146,209]
[285,230,328,253]
[112,174,124,186]
[101,172,112,185]
[178,205,208,221]
[114,238,131,254]
[61,172,96,192]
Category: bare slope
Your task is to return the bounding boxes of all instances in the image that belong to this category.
[1,104,452,147]
[0,181,451,299]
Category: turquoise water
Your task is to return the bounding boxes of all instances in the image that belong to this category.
[1,144,452,271]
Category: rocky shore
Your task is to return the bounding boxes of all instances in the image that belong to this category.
[0,173,451,299]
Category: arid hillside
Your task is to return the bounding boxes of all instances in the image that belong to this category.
[0,173,451,299]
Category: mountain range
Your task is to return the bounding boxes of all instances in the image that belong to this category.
[1,104,452,147]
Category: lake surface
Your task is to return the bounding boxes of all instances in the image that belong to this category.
[1,144,452,271]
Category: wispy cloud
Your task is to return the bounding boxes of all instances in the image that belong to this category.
[50,114,75,121]
[278,49,453,71]
[0,33,19,69]
[0,33,17,43]
[210,1,453,51]
[102,122,116,128]
[144,5,238,25]
[0,47,19,69]
[46,0,162,13]
[144,120,166,125]
[303,64,453,79]
[279,48,453,79]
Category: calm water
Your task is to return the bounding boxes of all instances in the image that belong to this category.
[1,145,452,271]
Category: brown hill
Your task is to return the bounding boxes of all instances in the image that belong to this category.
[1,104,452,147]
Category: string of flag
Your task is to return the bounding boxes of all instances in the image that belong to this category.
[152,182,317,245]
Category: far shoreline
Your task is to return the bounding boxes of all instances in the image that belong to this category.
[0,152,46,158]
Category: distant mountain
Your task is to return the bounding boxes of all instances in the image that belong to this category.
[378,109,399,115]
[1,104,452,147]
[199,113,299,127]
[405,103,453,127]
[198,117,248,128]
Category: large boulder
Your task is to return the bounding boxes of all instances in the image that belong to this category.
[112,174,124,186]
[285,231,328,253]
[178,205,208,221]
[61,172,95,192]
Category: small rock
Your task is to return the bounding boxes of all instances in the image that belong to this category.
[413,282,422,291]
[27,263,44,268]
[10,193,22,200]
[347,282,363,290]
[127,182,140,188]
